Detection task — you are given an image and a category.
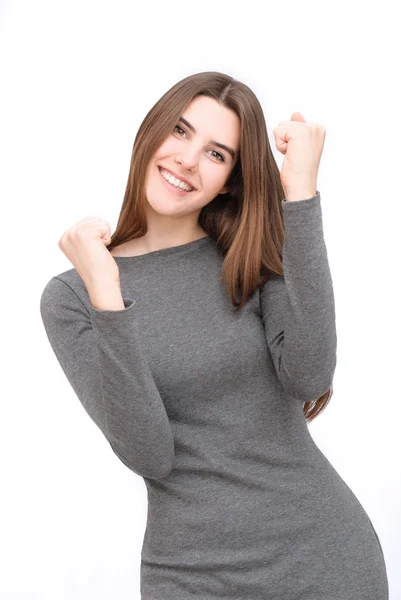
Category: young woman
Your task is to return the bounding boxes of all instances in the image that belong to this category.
[40,71,389,599]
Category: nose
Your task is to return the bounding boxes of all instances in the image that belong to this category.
[175,147,199,171]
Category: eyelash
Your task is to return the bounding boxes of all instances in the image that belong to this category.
[173,125,225,163]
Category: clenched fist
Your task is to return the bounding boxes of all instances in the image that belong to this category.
[58,217,120,286]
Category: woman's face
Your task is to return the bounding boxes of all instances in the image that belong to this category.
[144,95,240,219]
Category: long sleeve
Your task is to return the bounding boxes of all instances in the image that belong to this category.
[259,191,337,403]
[39,275,175,479]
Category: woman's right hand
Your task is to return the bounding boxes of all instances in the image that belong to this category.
[58,217,120,286]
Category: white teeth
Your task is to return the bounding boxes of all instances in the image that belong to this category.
[160,169,193,191]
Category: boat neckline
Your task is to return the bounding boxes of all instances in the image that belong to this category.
[111,234,213,260]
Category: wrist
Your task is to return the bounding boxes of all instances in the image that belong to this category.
[284,188,317,202]
[86,281,125,311]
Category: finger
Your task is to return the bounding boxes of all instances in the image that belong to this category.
[93,222,111,238]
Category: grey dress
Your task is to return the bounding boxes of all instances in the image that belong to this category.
[40,192,389,599]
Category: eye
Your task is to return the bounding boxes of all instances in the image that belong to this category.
[210,150,225,163]
[173,125,225,163]
[174,125,186,137]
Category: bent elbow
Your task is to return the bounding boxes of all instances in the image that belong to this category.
[284,373,335,404]
[109,442,175,480]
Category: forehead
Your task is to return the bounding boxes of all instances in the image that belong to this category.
[183,96,240,149]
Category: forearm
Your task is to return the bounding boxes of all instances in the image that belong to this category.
[88,295,175,478]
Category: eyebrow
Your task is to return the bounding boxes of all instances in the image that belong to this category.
[178,116,237,161]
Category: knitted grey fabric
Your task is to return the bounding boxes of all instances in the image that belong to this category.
[40,192,389,599]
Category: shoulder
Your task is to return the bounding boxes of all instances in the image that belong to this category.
[40,268,91,315]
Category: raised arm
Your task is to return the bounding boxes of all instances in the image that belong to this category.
[40,275,175,479]
[259,192,337,403]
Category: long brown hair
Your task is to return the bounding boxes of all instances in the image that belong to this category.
[106,71,333,423]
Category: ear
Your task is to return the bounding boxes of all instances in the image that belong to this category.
[219,185,230,194]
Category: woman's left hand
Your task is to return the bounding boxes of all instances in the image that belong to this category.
[273,112,326,201]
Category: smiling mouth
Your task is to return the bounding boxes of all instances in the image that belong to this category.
[158,166,196,192]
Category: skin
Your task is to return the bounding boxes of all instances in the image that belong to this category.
[111,95,241,256]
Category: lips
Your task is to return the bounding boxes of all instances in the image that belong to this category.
[158,166,196,190]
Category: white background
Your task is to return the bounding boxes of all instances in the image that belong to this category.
[1,0,400,598]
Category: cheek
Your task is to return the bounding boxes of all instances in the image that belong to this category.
[156,137,178,156]
[203,166,228,191]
